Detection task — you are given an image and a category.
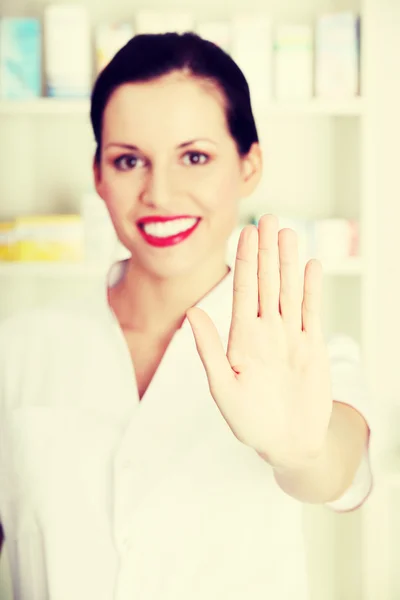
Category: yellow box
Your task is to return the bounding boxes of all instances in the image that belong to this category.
[14,215,84,262]
[0,222,17,261]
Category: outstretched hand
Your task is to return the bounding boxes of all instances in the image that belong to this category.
[187,214,332,471]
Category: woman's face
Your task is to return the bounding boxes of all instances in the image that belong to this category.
[94,72,262,279]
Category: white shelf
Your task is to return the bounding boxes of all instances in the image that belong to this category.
[0,97,365,117]
[261,98,365,116]
[0,98,91,116]
[321,256,363,276]
[0,257,363,278]
[0,261,108,277]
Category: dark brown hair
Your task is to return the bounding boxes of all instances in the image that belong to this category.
[90,32,259,162]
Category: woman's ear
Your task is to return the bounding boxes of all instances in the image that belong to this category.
[93,156,105,200]
[240,143,263,198]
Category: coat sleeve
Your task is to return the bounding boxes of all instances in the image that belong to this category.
[324,334,373,512]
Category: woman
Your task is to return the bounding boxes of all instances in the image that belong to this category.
[0,33,372,600]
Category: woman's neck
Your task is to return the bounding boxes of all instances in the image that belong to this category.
[109,256,230,337]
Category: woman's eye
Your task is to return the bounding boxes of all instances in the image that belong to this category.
[114,155,145,171]
[182,152,209,166]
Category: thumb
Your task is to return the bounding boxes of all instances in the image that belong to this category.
[186,307,233,395]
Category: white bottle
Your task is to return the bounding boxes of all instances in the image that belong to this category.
[44,4,92,98]
[135,10,194,34]
[231,14,272,108]
[274,24,313,101]
[315,12,360,98]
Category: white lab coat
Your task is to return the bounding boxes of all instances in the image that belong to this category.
[0,261,372,600]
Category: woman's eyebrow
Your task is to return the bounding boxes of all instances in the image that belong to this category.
[104,139,217,151]
[105,143,140,150]
[178,138,217,148]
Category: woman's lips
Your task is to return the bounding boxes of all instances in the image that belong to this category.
[136,216,201,248]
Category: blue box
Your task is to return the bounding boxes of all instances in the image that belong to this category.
[0,18,42,99]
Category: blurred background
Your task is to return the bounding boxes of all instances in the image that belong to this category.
[0,0,399,598]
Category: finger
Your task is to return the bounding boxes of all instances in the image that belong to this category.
[301,259,323,337]
[186,307,234,396]
[232,225,259,323]
[278,228,302,330]
[258,214,280,318]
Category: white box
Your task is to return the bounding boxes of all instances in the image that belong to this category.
[312,218,359,261]
[95,24,134,74]
[315,12,360,98]
[274,24,313,101]
[44,5,92,98]
[135,10,194,35]
[0,18,42,99]
[231,14,272,107]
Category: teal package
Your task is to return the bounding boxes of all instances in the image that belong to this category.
[0,18,42,99]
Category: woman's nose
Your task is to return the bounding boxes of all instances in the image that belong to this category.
[140,168,174,209]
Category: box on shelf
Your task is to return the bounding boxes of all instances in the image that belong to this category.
[13,215,84,262]
[0,222,17,260]
[95,23,134,74]
[44,5,91,98]
[315,12,361,98]
[135,10,194,34]
[311,218,359,261]
[231,14,272,106]
[0,18,41,99]
[273,24,313,101]
[250,215,359,265]
[81,192,127,264]
[196,21,232,54]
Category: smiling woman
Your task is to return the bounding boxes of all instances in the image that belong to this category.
[91,36,262,284]
[0,32,372,600]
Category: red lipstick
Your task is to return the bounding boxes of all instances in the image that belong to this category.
[136,215,201,248]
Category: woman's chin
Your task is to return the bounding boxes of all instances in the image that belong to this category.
[133,253,203,281]
[123,237,226,281]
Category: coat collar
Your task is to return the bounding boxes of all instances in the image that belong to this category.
[106,260,234,342]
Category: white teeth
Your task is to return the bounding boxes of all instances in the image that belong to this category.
[142,218,198,238]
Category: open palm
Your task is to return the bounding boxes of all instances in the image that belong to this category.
[187,214,333,471]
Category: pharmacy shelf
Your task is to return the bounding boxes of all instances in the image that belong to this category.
[0,99,91,116]
[0,97,365,117]
[0,261,108,277]
[320,256,363,275]
[0,257,363,277]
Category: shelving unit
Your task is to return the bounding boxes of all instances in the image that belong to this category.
[0,2,368,599]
